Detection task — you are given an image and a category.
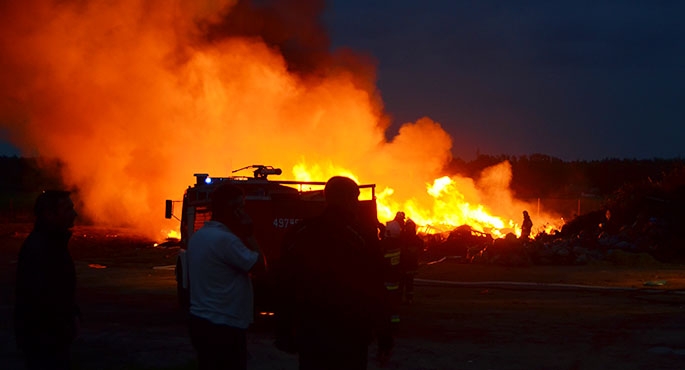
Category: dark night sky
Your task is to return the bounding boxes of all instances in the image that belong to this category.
[323,0,685,161]
[1,1,683,162]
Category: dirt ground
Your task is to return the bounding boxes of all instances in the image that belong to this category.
[2,224,685,370]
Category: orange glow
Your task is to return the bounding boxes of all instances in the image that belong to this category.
[0,1,563,239]
[293,160,563,238]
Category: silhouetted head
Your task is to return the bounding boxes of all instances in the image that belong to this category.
[210,183,249,232]
[523,210,529,217]
[324,176,360,216]
[34,190,77,231]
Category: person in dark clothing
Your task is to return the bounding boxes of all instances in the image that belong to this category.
[14,190,80,370]
[399,219,423,304]
[520,210,533,240]
[274,176,393,370]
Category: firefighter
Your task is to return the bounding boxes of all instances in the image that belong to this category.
[274,176,393,370]
[379,211,404,340]
[521,210,533,240]
[385,211,406,238]
[399,219,423,304]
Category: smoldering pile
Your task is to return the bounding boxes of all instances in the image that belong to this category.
[423,170,685,266]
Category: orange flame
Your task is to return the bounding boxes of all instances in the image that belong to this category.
[294,159,563,238]
[0,0,562,239]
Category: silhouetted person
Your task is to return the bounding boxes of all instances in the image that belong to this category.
[521,210,533,240]
[399,219,423,304]
[379,211,405,344]
[600,209,619,234]
[14,190,80,370]
[274,176,393,370]
[385,211,406,238]
[186,183,263,370]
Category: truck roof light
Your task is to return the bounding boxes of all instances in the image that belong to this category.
[193,173,209,185]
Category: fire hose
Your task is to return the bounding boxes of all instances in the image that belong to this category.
[414,277,685,294]
[413,278,685,305]
[417,257,685,295]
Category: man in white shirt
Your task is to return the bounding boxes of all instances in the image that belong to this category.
[186,183,263,370]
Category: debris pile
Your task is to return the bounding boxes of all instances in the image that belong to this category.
[424,168,685,266]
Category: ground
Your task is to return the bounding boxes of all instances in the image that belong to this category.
[2,224,685,370]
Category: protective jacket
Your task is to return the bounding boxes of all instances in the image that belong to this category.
[274,206,390,351]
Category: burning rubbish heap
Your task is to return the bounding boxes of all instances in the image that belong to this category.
[422,168,685,266]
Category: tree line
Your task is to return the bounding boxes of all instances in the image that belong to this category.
[1,154,684,216]
[447,154,685,199]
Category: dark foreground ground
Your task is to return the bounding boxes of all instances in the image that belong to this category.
[2,224,685,370]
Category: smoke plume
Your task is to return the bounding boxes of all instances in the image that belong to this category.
[0,0,558,237]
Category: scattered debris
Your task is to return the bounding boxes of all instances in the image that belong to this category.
[423,171,685,266]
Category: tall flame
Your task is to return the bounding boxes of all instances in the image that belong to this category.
[0,0,562,238]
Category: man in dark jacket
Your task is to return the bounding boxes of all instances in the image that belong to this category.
[274,176,393,370]
[14,190,80,370]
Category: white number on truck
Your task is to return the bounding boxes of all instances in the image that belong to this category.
[272,218,301,228]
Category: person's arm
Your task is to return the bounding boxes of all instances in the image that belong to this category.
[242,234,259,252]
[231,209,265,273]
[243,234,266,273]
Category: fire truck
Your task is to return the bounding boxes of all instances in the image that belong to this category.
[164,165,379,313]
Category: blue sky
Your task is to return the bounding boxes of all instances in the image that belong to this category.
[322,0,685,160]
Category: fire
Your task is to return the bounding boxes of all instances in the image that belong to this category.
[294,161,562,238]
[423,176,506,234]
[0,0,562,239]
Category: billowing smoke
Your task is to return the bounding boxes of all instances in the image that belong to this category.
[0,0,558,238]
